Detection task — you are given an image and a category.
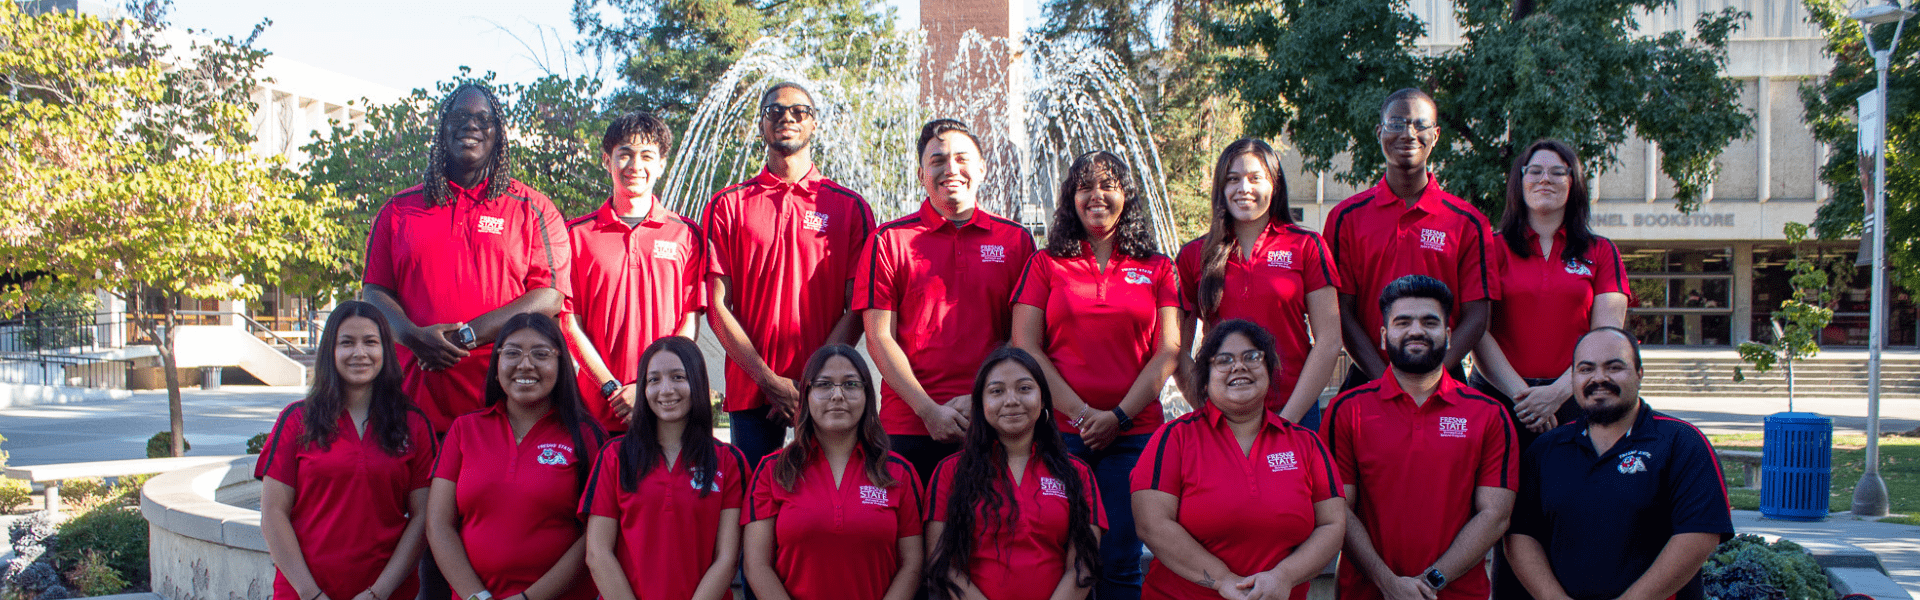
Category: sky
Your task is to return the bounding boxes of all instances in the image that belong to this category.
[164,0,953,96]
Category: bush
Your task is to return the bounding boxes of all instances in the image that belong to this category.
[1703,534,1834,600]
[51,505,145,586]
[247,432,269,454]
[63,549,127,597]
[145,431,188,458]
[0,479,27,514]
[57,478,107,504]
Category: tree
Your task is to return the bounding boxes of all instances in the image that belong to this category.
[1801,0,1920,291]
[571,0,896,127]
[1206,0,1753,217]
[296,71,609,300]
[1736,223,1839,408]
[0,1,338,456]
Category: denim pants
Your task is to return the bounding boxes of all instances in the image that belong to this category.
[729,406,787,470]
[1065,432,1151,600]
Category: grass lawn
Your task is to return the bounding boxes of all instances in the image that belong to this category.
[1711,433,1920,525]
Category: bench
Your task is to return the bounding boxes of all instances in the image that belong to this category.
[1718,449,1762,490]
[4,456,243,514]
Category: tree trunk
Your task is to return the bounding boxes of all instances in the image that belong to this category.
[162,306,184,457]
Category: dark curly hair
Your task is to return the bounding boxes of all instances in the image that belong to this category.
[424,82,512,207]
[620,336,718,495]
[1046,150,1158,259]
[925,347,1100,600]
[1187,319,1281,404]
[483,313,605,493]
[297,300,421,456]
[601,111,674,156]
[1195,139,1294,322]
[772,345,896,492]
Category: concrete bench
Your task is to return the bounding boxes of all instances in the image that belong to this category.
[1718,449,1762,490]
[5,456,242,514]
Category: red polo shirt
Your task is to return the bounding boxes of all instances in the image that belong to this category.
[1319,375,1518,600]
[256,403,438,600]
[703,167,874,412]
[579,438,747,600]
[563,198,706,432]
[854,201,1036,435]
[363,179,572,431]
[743,446,923,600]
[1488,231,1629,379]
[434,405,604,600]
[925,451,1107,600]
[1013,246,1179,436]
[1176,221,1340,412]
[1323,174,1494,365]
[1131,404,1340,600]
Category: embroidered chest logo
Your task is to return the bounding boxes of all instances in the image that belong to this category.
[477,216,507,235]
[1618,450,1653,475]
[653,240,682,261]
[1266,451,1298,472]
[1039,476,1067,499]
[1267,250,1295,269]
[803,211,830,232]
[1418,228,1447,251]
[1564,259,1592,276]
[1438,416,1470,438]
[689,470,722,492]
[858,485,890,507]
[1122,267,1153,285]
[981,244,1007,263]
[535,443,573,466]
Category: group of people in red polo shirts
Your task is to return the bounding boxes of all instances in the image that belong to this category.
[254,80,1732,600]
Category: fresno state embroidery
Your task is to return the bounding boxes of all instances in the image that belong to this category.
[477,216,507,235]
[981,244,1007,263]
[1419,228,1447,251]
[1564,259,1592,276]
[653,240,682,261]
[1123,267,1153,284]
[1267,250,1294,269]
[1618,450,1652,474]
[535,443,573,466]
[1266,451,1298,472]
[1039,476,1067,499]
[803,211,830,232]
[859,485,890,507]
[1438,416,1470,438]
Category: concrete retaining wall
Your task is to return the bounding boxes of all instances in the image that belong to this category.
[140,456,272,600]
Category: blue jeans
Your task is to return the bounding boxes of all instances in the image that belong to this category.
[730,406,787,470]
[1065,432,1151,600]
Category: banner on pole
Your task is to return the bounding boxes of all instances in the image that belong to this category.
[1858,89,1882,267]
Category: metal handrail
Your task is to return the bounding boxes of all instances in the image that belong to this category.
[174,310,310,355]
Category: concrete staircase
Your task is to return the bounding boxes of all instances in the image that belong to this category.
[1638,348,1920,399]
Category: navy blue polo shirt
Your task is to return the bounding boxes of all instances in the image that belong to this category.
[1512,401,1733,600]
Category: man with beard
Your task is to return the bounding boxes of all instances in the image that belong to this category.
[1321,275,1517,600]
[703,82,875,466]
[1505,327,1732,600]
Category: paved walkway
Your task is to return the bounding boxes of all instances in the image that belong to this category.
[1736,510,1920,598]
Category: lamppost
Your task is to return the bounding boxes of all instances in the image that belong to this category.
[1848,0,1912,517]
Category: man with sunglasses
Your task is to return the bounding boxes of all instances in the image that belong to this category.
[1324,88,1495,391]
[703,81,876,467]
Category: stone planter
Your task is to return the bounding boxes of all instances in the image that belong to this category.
[139,456,271,600]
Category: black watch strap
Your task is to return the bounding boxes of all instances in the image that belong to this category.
[601,380,621,398]
[1111,407,1132,430]
[1424,568,1447,591]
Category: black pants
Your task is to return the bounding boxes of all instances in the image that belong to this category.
[889,434,960,489]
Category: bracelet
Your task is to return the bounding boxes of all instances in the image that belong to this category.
[366,590,383,600]
[305,592,322,600]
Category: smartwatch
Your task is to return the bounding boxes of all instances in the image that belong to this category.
[601,380,621,399]
[1111,407,1133,431]
[1423,567,1448,591]
[447,324,477,350]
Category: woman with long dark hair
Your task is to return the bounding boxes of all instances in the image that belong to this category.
[925,347,1104,600]
[258,301,437,600]
[582,336,747,600]
[1176,139,1342,428]
[1133,320,1344,600]
[743,345,923,600]
[428,313,605,600]
[1012,150,1180,600]
[1471,139,1629,448]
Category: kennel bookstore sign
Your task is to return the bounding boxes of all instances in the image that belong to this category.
[1587,202,1823,241]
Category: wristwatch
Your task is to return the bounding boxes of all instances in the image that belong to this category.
[1111,407,1133,431]
[601,379,621,399]
[448,324,477,350]
[1423,567,1448,591]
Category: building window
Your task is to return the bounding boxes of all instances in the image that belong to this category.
[1621,246,1734,346]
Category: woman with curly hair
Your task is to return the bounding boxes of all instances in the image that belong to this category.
[742,345,924,600]
[258,300,438,600]
[1012,150,1181,600]
[924,346,1104,600]
[1175,138,1342,428]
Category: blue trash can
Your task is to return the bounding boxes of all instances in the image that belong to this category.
[1759,412,1832,521]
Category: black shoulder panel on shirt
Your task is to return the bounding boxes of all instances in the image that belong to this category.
[254,401,308,479]
[532,202,561,281]
[885,454,923,503]
[1325,196,1371,257]
[1439,201,1492,299]
[1146,412,1204,489]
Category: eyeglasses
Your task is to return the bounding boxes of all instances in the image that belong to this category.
[810,380,865,393]
[1523,165,1572,179]
[498,348,557,362]
[1380,118,1438,134]
[448,111,498,130]
[761,103,816,122]
[1209,350,1266,370]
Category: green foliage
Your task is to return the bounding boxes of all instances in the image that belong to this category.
[1801,0,1920,291]
[63,549,129,597]
[0,479,27,514]
[571,0,896,128]
[16,292,96,351]
[296,71,610,297]
[53,505,147,587]
[1702,534,1833,600]
[1205,0,1753,217]
[247,432,269,454]
[145,432,188,459]
[57,478,108,504]
[1737,223,1839,395]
